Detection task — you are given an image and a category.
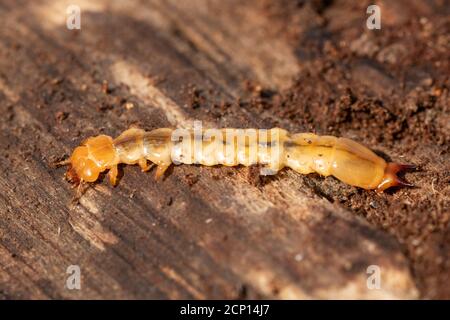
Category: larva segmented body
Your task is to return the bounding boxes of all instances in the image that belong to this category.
[62,127,415,192]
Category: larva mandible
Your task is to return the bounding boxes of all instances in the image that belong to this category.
[60,127,415,192]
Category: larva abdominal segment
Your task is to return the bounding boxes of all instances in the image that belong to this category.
[64,128,415,192]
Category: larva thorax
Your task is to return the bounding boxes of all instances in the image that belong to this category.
[114,128,172,165]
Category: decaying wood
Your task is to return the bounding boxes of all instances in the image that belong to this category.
[0,0,428,299]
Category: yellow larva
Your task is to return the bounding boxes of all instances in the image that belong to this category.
[61,128,415,192]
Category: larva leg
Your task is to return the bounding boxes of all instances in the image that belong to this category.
[54,158,71,167]
[155,163,170,180]
[70,180,89,207]
[76,180,85,198]
[138,158,153,172]
[109,165,119,186]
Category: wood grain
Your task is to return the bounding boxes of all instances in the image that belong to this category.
[0,0,418,299]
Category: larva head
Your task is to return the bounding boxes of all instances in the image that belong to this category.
[68,135,116,183]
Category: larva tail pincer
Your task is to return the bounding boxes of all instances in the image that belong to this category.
[60,127,416,193]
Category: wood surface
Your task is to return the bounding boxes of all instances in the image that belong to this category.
[3,0,447,299]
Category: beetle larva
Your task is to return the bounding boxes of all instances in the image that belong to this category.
[60,127,415,192]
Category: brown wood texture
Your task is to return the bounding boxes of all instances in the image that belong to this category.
[2,0,446,299]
